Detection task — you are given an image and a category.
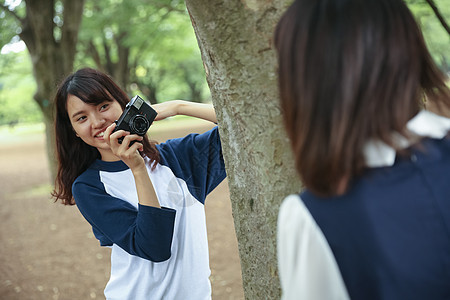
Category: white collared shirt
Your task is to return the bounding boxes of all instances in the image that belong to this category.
[277,111,450,300]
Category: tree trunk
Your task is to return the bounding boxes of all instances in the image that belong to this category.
[185,0,300,298]
[20,0,85,180]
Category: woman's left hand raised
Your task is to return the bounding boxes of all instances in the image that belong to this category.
[152,100,182,121]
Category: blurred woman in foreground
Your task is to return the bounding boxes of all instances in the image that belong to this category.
[275,0,450,299]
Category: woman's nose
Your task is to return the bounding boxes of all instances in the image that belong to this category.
[91,115,106,128]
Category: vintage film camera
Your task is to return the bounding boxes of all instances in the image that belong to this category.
[113,95,157,144]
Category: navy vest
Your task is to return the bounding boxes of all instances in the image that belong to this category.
[302,137,450,300]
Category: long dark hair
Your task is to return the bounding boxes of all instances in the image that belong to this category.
[275,0,450,196]
[52,68,159,205]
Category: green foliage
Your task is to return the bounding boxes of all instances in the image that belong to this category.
[76,0,209,103]
[0,0,209,125]
[0,51,41,126]
[0,0,26,49]
[406,0,450,72]
[0,0,448,126]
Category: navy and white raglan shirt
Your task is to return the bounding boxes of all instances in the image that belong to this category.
[72,126,226,300]
[277,111,450,300]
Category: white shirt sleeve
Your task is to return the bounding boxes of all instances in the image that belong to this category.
[277,194,350,300]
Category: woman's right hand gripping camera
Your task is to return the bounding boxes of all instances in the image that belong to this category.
[103,123,145,172]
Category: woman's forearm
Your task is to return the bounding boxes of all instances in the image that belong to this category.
[176,100,218,123]
[153,100,218,123]
[132,165,161,208]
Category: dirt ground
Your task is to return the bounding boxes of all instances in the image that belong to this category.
[0,120,245,300]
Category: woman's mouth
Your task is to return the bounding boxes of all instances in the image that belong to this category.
[95,129,106,138]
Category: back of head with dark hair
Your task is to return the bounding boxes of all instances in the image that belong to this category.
[275,0,450,196]
[52,68,159,205]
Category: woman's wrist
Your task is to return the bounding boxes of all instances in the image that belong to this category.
[131,163,161,208]
[173,100,186,116]
[131,163,148,177]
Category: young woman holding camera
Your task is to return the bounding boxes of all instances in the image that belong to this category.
[52,67,226,299]
[275,0,450,299]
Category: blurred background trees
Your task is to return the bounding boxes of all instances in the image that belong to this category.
[77,0,207,104]
[406,0,450,73]
[1,0,84,177]
[0,0,447,129]
[0,0,208,127]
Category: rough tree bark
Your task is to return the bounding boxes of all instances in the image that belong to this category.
[17,0,85,179]
[185,0,300,298]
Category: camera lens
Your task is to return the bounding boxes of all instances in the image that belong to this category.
[129,115,150,135]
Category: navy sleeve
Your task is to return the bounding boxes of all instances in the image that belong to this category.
[72,171,176,262]
[156,126,226,204]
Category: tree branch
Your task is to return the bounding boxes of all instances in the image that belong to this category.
[154,3,185,14]
[134,9,173,57]
[87,39,103,70]
[0,3,23,23]
[61,0,85,46]
[60,0,85,71]
[103,39,114,75]
[425,0,450,36]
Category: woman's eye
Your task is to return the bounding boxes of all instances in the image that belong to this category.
[76,116,86,122]
[100,103,109,111]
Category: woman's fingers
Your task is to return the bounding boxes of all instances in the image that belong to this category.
[120,135,142,151]
[115,135,145,170]
[105,123,130,149]
[103,123,117,145]
[123,140,144,156]
[104,124,145,168]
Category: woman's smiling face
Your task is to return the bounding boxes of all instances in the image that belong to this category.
[66,94,123,160]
